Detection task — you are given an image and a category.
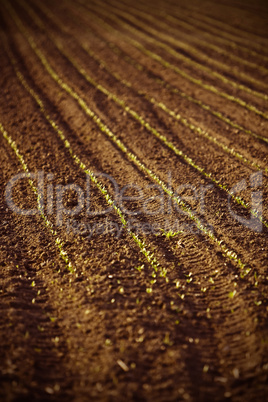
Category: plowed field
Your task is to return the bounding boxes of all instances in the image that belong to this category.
[0,0,267,401]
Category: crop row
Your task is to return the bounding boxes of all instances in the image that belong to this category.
[1,27,166,284]
[159,0,268,57]
[123,0,268,75]
[2,0,267,312]
[3,1,257,277]
[20,0,267,226]
[78,0,268,120]
[92,0,267,99]
[34,0,267,173]
[39,0,268,146]
[62,0,268,144]
[0,122,74,273]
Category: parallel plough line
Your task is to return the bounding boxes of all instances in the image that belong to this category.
[113,0,268,76]
[180,14,268,63]
[1,30,163,284]
[98,0,268,97]
[53,0,268,145]
[0,122,74,274]
[81,45,267,174]
[4,4,256,274]
[108,43,268,145]
[176,2,268,56]
[155,1,268,64]
[77,0,268,120]
[163,14,268,75]
[3,42,233,311]
[43,0,268,145]
[11,0,268,233]
[24,2,267,174]
[20,0,268,230]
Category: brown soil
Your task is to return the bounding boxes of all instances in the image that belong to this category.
[0,0,267,401]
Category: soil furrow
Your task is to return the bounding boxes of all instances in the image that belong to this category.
[108,0,268,77]
[0,30,206,400]
[160,0,268,63]
[54,0,268,140]
[98,0,268,96]
[31,0,268,157]
[0,52,216,402]
[27,0,268,180]
[0,135,75,401]
[0,0,267,400]
[5,0,266,296]
[71,0,268,122]
[4,0,268,282]
[77,0,268,117]
[166,0,268,53]
[22,0,268,200]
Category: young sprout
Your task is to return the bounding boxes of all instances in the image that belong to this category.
[228,290,237,299]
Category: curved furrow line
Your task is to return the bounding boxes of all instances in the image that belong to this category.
[14,0,268,231]
[164,14,268,75]
[169,1,268,55]
[26,3,268,175]
[3,4,255,276]
[14,3,268,294]
[0,48,190,335]
[50,0,268,145]
[204,291,266,384]
[64,42,268,174]
[2,35,236,278]
[75,0,268,120]
[140,0,268,64]
[109,0,268,76]
[9,2,268,312]
[0,140,90,398]
[132,0,267,48]
[3,25,233,330]
[2,3,267,399]
[0,117,178,399]
[173,7,268,62]
[166,9,268,65]
[177,246,209,270]
[33,0,268,147]
[101,0,268,96]
[84,0,268,103]
[0,41,203,390]
[0,122,75,274]
[1,20,164,283]
[22,0,268,227]
[107,43,268,145]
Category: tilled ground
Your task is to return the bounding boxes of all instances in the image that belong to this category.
[0,0,267,401]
